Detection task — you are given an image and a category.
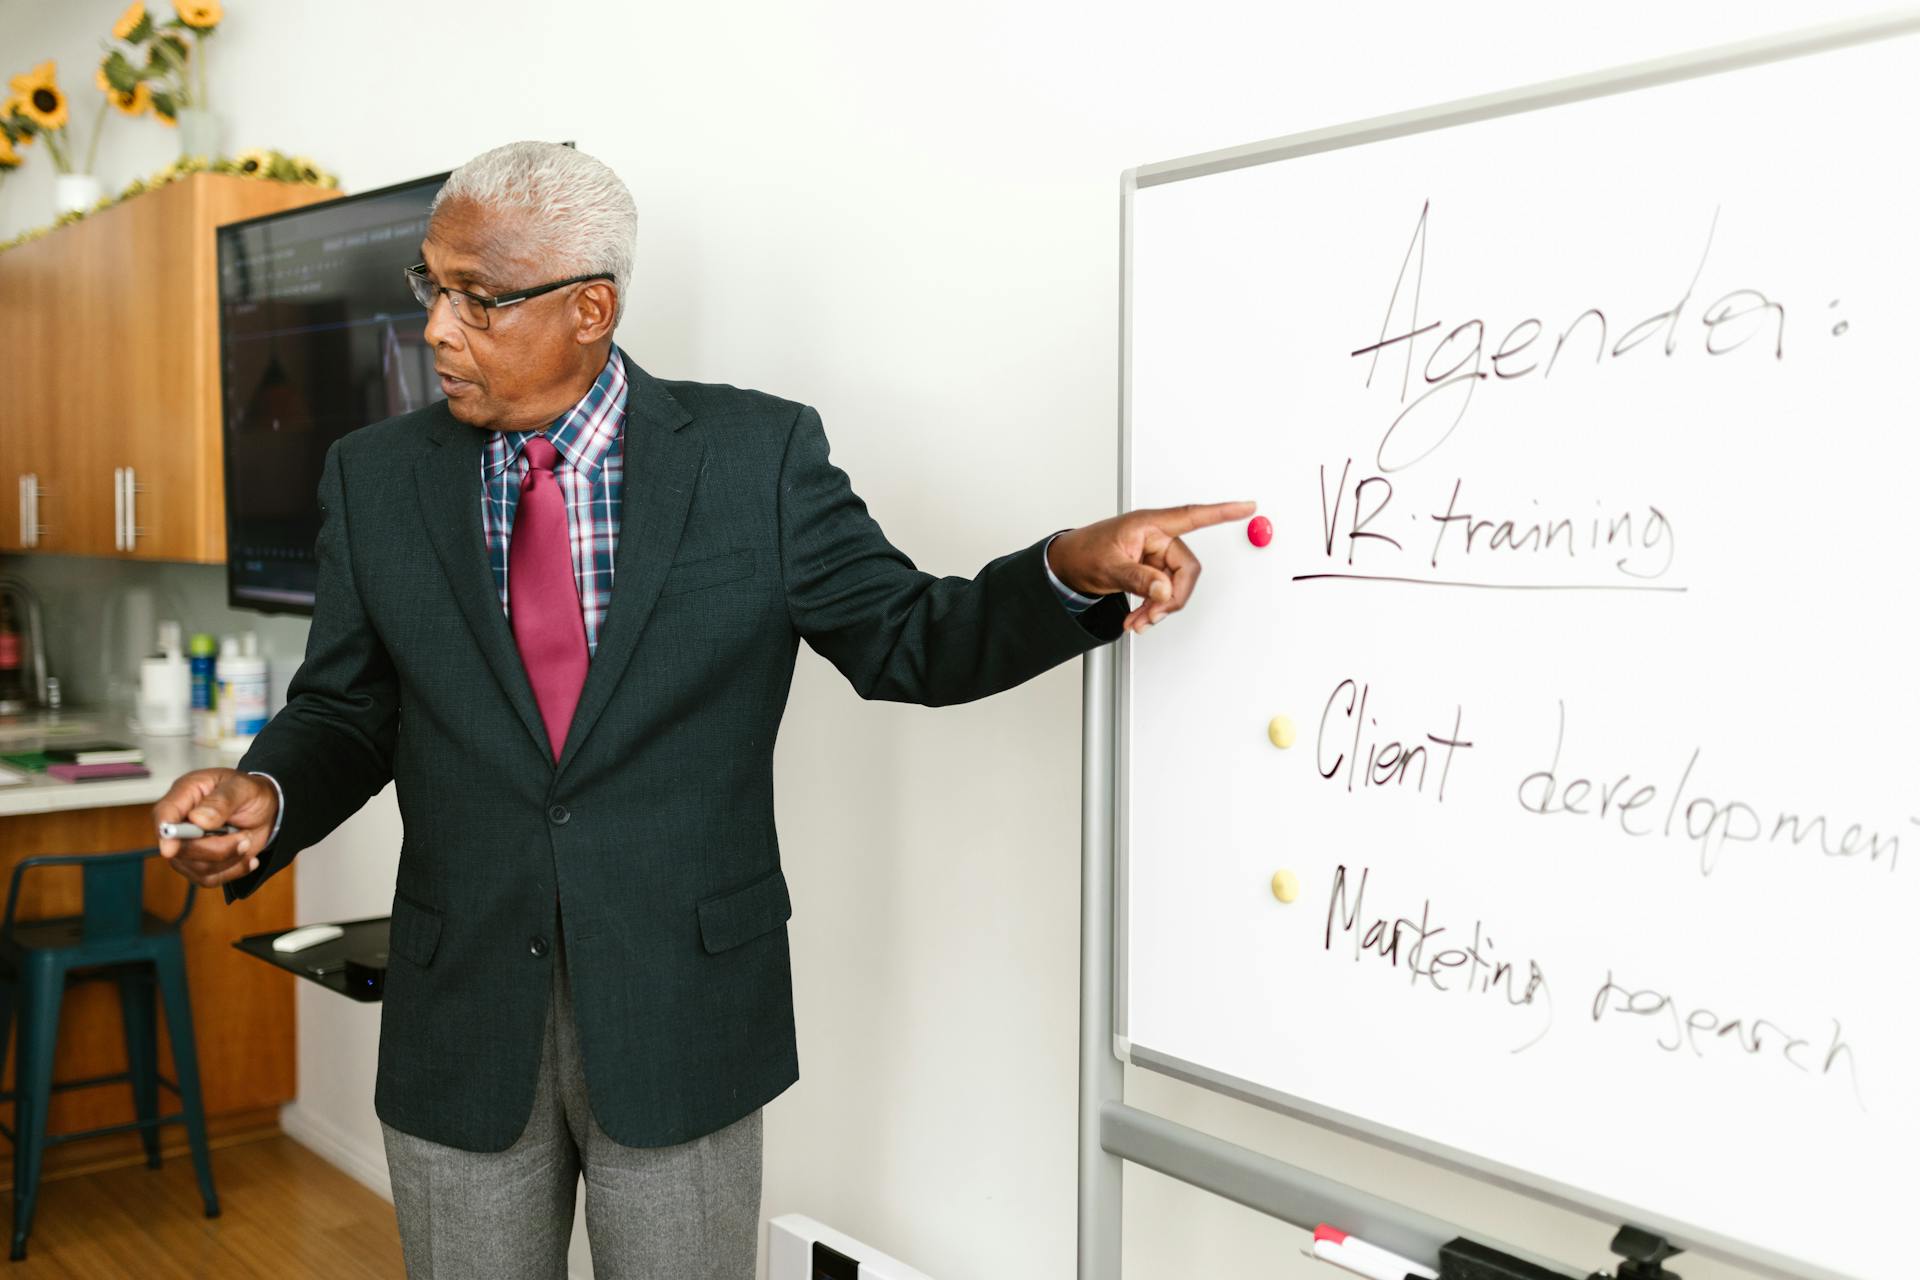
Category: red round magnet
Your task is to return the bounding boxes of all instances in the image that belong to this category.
[1247,516,1272,548]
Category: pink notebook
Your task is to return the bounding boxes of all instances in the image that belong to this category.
[46,762,152,782]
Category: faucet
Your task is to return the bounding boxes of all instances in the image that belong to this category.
[0,576,49,714]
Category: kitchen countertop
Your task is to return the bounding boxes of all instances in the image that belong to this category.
[0,712,247,818]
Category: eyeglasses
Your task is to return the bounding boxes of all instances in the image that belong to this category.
[404,263,613,331]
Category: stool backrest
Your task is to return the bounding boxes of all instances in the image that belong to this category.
[2,848,195,943]
[81,854,149,941]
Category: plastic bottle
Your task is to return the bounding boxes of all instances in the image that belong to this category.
[0,598,24,714]
[215,635,240,738]
[225,632,269,737]
[136,619,191,735]
[189,632,218,740]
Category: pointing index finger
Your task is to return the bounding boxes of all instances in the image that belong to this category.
[1153,500,1258,536]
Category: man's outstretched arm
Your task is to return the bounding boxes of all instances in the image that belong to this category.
[778,403,1252,705]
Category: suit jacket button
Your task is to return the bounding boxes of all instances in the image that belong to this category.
[548,803,570,825]
[529,936,550,958]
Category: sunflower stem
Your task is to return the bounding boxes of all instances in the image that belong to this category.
[85,98,108,174]
[152,36,190,107]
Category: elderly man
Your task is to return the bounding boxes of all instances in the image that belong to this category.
[153,140,1251,1278]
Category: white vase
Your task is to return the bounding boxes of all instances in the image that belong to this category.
[177,106,222,160]
[54,173,102,216]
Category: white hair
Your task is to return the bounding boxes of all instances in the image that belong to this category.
[433,141,637,325]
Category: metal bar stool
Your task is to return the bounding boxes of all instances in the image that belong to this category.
[0,847,219,1260]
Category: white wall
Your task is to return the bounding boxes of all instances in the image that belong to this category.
[0,4,1871,1277]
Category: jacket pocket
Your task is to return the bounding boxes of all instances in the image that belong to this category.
[389,890,444,967]
[660,547,755,598]
[696,866,793,954]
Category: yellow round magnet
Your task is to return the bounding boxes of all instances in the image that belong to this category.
[1270,869,1300,903]
[1267,715,1296,749]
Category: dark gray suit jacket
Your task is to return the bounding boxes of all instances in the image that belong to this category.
[228,353,1127,1150]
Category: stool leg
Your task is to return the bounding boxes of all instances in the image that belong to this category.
[5,974,24,1260]
[153,947,219,1218]
[0,974,15,1097]
[117,969,162,1169]
[11,959,64,1262]
[0,974,14,1158]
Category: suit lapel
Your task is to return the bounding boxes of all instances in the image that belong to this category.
[416,403,554,760]
[556,356,702,774]
[413,359,702,773]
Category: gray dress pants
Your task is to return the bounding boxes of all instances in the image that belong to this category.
[381,926,764,1279]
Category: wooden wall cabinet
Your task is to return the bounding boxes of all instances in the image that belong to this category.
[0,174,338,563]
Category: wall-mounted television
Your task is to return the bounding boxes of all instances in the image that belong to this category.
[216,170,450,614]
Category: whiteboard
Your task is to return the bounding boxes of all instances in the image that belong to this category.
[1120,20,1920,1280]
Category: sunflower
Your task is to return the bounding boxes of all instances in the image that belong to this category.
[233,147,273,178]
[10,62,54,95]
[10,63,68,133]
[150,91,177,125]
[108,79,152,117]
[113,2,151,41]
[0,132,19,168]
[173,0,222,30]
[21,82,68,131]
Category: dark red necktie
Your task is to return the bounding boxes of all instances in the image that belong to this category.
[508,435,589,760]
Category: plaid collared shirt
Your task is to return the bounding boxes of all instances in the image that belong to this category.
[480,346,1102,661]
[482,347,628,657]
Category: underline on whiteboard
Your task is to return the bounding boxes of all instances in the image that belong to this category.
[1291,573,1688,593]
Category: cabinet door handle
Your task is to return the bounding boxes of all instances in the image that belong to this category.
[125,466,144,549]
[16,475,24,547]
[113,467,124,550]
[29,473,42,546]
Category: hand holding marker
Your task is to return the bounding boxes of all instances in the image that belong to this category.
[151,767,281,889]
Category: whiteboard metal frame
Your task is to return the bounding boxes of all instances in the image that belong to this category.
[1081,10,1920,1280]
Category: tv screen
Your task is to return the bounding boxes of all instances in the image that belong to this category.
[217,171,449,613]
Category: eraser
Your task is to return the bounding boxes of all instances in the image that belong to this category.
[1438,1237,1578,1280]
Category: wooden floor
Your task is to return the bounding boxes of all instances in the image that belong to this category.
[8,1133,405,1278]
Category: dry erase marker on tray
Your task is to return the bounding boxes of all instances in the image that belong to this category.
[1311,1225,1438,1280]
